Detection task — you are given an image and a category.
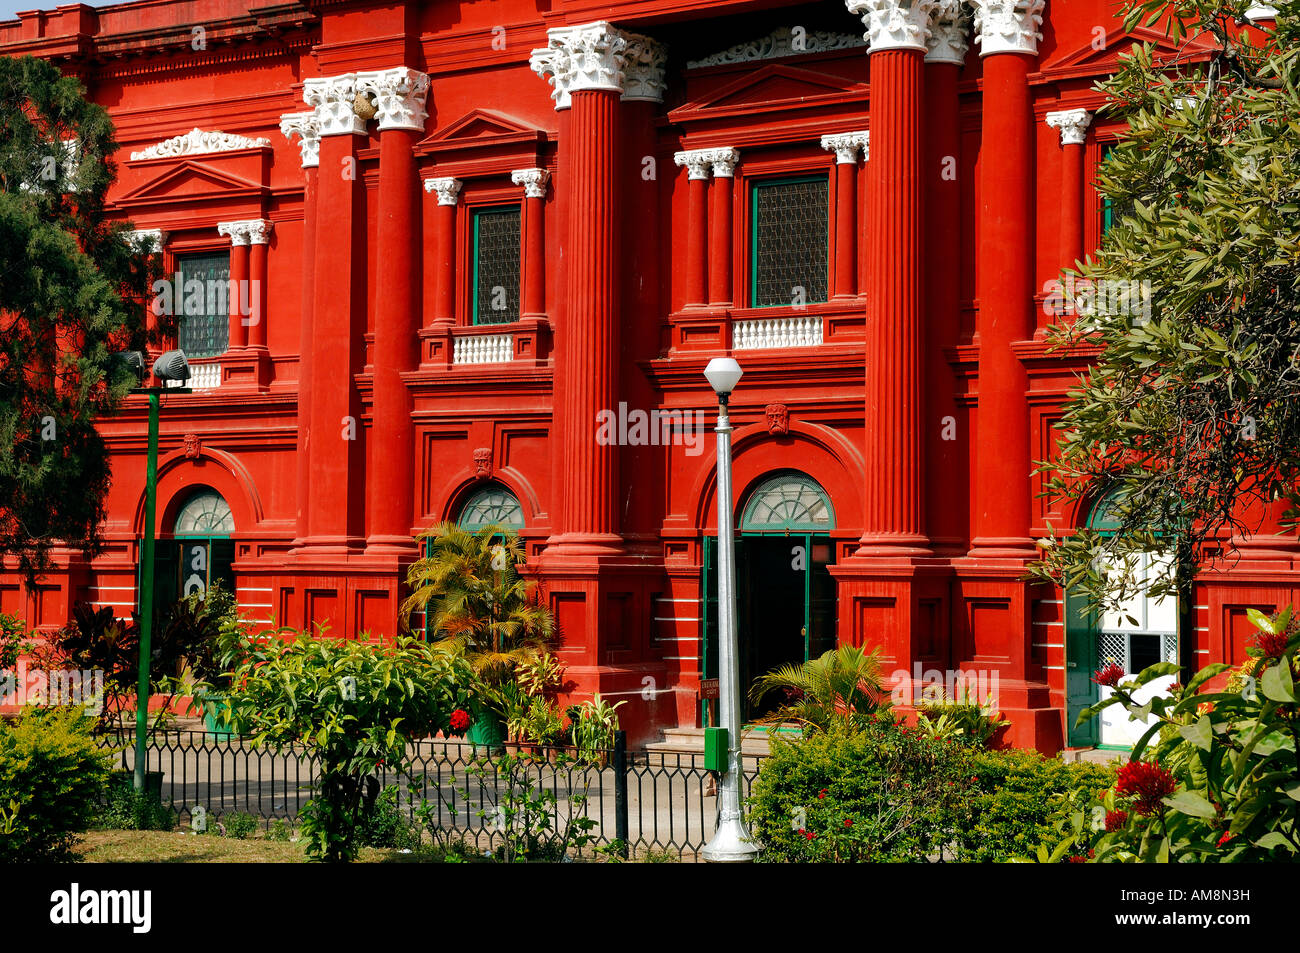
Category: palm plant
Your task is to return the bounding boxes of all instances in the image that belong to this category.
[748,644,888,734]
[400,523,554,688]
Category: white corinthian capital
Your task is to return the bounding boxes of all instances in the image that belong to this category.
[1046,108,1092,146]
[970,0,1045,56]
[530,21,666,110]
[846,0,938,53]
[423,177,463,206]
[354,66,430,132]
[926,0,972,64]
[821,131,870,164]
[511,168,551,199]
[303,74,366,137]
[279,111,321,168]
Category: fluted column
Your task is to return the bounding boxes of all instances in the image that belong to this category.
[424,177,461,326]
[849,0,933,555]
[512,168,551,319]
[531,22,665,546]
[969,0,1043,556]
[357,67,428,552]
[1046,108,1091,275]
[280,110,320,545]
[673,149,711,308]
[821,132,869,299]
[217,223,250,351]
[302,73,368,548]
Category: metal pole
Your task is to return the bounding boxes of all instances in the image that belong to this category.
[701,392,758,862]
[134,390,160,792]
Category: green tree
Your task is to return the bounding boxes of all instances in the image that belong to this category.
[0,56,160,585]
[748,644,887,733]
[1032,2,1300,612]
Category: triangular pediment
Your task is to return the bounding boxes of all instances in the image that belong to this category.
[418,109,541,147]
[118,160,263,202]
[1043,24,1217,77]
[695,63,864,110]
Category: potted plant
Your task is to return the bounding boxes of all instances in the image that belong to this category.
[401,523,556,753]
[568,695,626,768]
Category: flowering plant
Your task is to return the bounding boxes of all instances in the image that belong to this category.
[1037,607,1300,862]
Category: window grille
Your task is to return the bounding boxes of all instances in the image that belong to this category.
[173,490,235,535]
[458,485,525,531]
[750,176,829,308]
[472,206,521,325]
[175,251,230,358]
[741,473,835,531]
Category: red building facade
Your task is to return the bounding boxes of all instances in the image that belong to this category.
[3,0,1294,751]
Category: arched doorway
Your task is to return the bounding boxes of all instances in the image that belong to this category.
[151,488,235,612]
[1065,489,1180,748]
[703,472,837,721]
[457,484,525,532]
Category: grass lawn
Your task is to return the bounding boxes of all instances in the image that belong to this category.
[73,830,421,863]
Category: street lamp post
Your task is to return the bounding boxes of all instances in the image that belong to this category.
[700,357,758,863]
[119,350,190,792]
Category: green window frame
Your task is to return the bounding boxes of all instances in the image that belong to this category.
[740,472,836,533]
[471,205,522,325]
[174,251,231,358]
[748,174,830,308]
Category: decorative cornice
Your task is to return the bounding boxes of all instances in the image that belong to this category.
[302,74,366,137]
[529,21,666,110]
[970,0,1045,56]
[846,0,938,54]
[674,147,739,180]
[278,111,321,169]
[926,0,972,64]
[511,168,551,199]
[125,228,166,252]
[353,66,430,132]
[423,177,463,206]
[820,131,870,163]
[129,127,270,161]
[217,219,273,246]
[686,27,866,69]
[1046,108,1092,146]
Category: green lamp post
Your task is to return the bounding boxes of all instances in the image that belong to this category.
[118,349,191,792]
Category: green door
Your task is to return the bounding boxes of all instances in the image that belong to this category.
[1064,589,1100,748]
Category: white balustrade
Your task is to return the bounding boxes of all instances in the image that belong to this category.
[732,315,823,350]
[453,333,514,365]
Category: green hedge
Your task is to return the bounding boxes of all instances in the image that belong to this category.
[0,707,114,861]
[747,717,1115,863]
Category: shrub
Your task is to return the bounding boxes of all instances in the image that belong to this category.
[95,772,176,831]
[223,629,475,862]
[1038,607,1300,862]
[747,715,971,862]
[0,706,114,860]
[749,645,887,733]
[954,749,1115,862]
[223,811,260,840]
[355,785,420,850]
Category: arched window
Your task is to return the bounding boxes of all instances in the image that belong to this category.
[458,485,524,531]
[740,472,834,532]
[173,489,234,535]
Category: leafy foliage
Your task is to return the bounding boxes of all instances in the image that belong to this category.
[1032,1,1300,612]
[94,772,176,832]
[1040,607,1300,861]
[0,706,114,860]
[220,627,475,862]
[0,56,162,584]
[748,644,887,733]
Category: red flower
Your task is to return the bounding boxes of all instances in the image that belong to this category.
[449,708,472,734]
[1217,831,1234,846]
[1114,761,1177,816]
[804,830,816,841]
[843,817,853,828]
[817,788,828,799]
[1092,663,1125,688]
[1255,629,1290,659]
[1104,809,1129,832]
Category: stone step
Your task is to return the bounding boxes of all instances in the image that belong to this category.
[645,726,784,756]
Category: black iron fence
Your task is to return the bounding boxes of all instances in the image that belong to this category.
[97,730,764,861]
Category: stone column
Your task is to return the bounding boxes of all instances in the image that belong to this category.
[302,73,368,550]
[820,132,869,299]
[673,149,711,309]
[1045,108,1091,275]
[707,149,739,307]
[217,222,250,351]
[245,220,272,350]
[512,167,551,319]
[279,110,320,546]
[424,177,461,327]
[356,67,429,554]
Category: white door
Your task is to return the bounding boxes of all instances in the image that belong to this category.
[1096,552,1179,747]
